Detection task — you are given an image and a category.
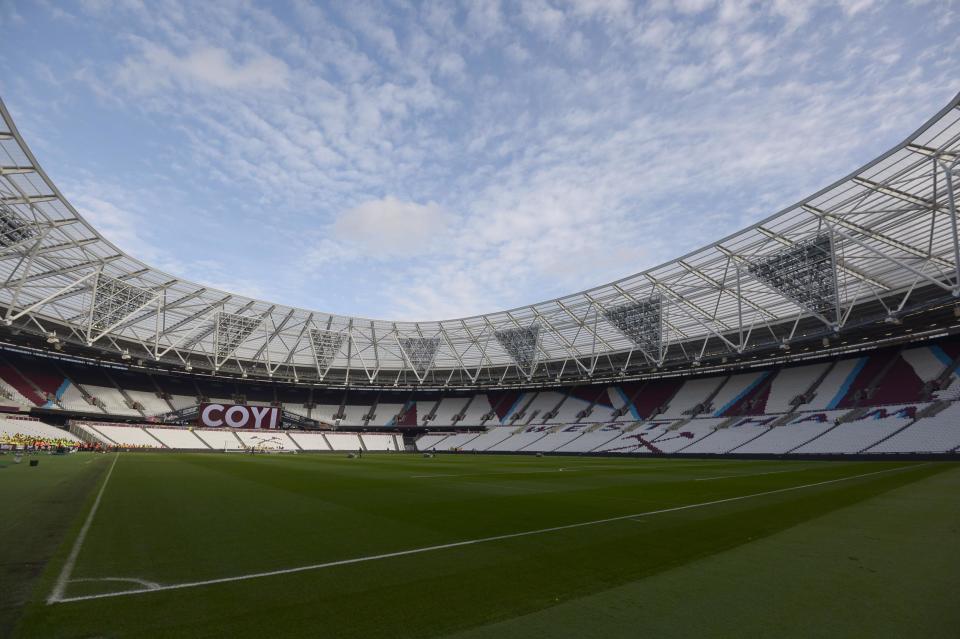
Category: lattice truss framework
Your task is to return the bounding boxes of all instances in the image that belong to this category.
[602,297,664,364]
[0,200,36,247]
[87,274,157,341]
[398,336,441,380]
[214,312,260,367]
[495,324,541,377]
[2,93,960,385]
[309,328,345,377]
[746,235,839,324]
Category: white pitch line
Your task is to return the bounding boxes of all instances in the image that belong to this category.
[695,467,828,482]
[47,453,119,604]
[409,460,730,479]
[71,577,162,590]
[411,469,580,479]
[50,462,925,605]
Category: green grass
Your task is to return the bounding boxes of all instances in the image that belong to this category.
[4,452,959,638]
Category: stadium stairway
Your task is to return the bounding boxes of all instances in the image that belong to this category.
[88,424,116,445]
[784,414,847,453]
[546,426,588,452]
[855,403,939,453]
[281,433,302,451]
[104,370,147,419]
[142,428,168,448]
[797,360,839,410]
[726,416,790,453]
[860,417,918,453]
[192,430,213,449]
[675,428,716,453]
[0,353,61,407]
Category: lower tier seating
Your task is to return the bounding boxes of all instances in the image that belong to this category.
[0,417,82,444]
[414,400,959,456]
[145,427,207,448]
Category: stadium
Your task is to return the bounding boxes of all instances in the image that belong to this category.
[2,17,960,639]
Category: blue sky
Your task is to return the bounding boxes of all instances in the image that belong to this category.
[0,0,957,321]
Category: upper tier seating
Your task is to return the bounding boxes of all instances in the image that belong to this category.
[901,344,951,383]
[60,383,96,413]
[518,391,565,425]
[0,377,34,408]
[460,394,494,426]
[764,363,829,413]
[661,377,725,418]
[339,405,369,426]
[84,385,141,416]
[124,389,171,415]
[428,397,469,426]
[710,372,768,417]
[805,358,865,410]
[0,340,944,423]
[551,393,593,423]
[373,403,404,426]
[283,403,312,419]
[169,394,198,411]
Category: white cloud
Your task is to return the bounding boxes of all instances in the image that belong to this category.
[116,43,289,93]
[332,197,452,258]
[5,0,958,322]
[674,0,715,16]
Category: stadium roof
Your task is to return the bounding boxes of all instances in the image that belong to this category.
[1,93,959,387]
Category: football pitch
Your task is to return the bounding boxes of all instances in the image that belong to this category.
[4,452,959,638]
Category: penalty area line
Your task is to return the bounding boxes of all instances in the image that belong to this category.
[51,462,925,605]
[47,453,119,604]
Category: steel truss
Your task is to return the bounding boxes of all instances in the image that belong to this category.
[86,273,159,343]
[398,336,441,381]
[1,92,960,387]
[214,312,260,368]
[495,324,541,378]
[602,296,664,365]
[0,198,37,248]
[746,234,840,326]
[309,328,345,378]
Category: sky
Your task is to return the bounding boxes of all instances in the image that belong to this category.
[0,0,957,322]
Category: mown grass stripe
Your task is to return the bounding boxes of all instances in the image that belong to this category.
[51,462,924,605]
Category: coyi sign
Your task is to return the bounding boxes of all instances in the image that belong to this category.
[199,403,281,429]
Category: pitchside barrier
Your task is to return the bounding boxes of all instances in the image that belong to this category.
[198,403,281,429]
